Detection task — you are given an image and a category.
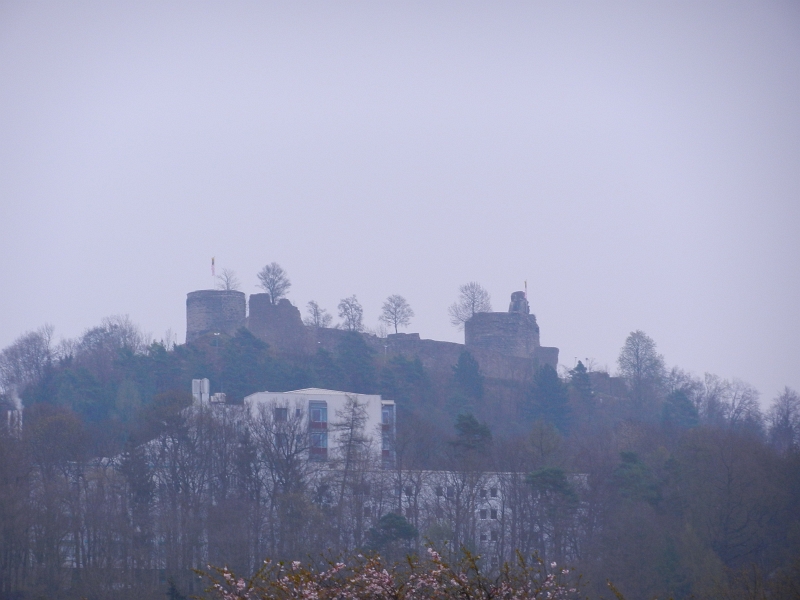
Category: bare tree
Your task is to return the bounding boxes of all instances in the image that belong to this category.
[617,330,665,416]
[257,263,291,304]
[216,268,241,291]
[75,315,148,385]
[724,379,763,432]
[698,373,731,425]
[304,301,333,328]
[379,295,414,334]
[767,387,800,453]
[330,395,375,549]
[161,328,177,351]
[448,282,492,330]
[338,296,364,332]
[0,324,54,395]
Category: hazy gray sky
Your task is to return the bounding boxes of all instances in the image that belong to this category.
[1,1,798,404]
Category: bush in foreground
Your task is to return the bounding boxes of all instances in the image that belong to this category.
[202,548,581,600]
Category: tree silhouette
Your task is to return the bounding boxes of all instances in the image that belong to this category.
[379,295,414,334]
[448,282,492,330]
[257,262,291,304]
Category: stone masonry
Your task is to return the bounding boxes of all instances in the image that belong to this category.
[186,290,246,343]
[185,290,559,382]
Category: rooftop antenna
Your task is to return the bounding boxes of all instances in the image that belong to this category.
[211,256,215,286]
[524,280,528,299]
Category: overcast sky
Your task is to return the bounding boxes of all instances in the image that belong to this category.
[1,1,798,405]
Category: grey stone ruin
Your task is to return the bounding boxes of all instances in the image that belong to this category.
[508,291,530,314]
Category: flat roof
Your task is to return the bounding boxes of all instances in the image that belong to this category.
[243,388,394,404]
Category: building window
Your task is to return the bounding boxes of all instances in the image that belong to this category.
[480,509,487,520]
[309,401,327,427]
[490,509,498,520]
[310,431,328,460]
[382,405,394,425]
[480,533,487,542]
[491,530,498,542]
[274,407,288,422]
[446,486,454,499]
[295,408,302,418]
[435,486,444,497]
[490,487,498,498]
[480,488,487,498]
[404,486,413,498]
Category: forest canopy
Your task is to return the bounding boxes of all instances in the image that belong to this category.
[0,319,798,600]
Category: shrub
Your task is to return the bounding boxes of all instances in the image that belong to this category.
[202,548,581,600]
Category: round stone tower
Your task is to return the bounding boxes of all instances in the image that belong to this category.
[186,290,246,343]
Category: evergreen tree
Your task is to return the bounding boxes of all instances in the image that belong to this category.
[379,356,431,410]
[614,451,661,506]
[221,328,271,402]
[335,332,376,393]
[451,413,492,453]
[311,348,343,390]
[366,512,418,561]
[528,365,571,434]
[448,351,483,414]
[661,389,699,429]
[569,360,592,403]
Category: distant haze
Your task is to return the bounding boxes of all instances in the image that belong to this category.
[1,2,798,404]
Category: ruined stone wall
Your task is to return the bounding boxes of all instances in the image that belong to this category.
[186,290,246,343]
[186,289,559,382]
[385,333,465,374]
[247,294,314,355]
[536,347,559,370]
[309,327,533,381]
[465,313,541,359]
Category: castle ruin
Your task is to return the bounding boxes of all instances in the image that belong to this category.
[186,290,558,383]
[185,290,246,343]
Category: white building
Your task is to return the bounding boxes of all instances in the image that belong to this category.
[243,388,396,464]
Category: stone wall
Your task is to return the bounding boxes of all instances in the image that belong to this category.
[187,289,559,382]
[536,347,560,370]
[186,290,246,343]
[310,327,543,382]
[247,294,313,355]
[465,312,540,359]
[385,333,464,374]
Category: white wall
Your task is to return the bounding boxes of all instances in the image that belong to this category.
[244,388,394,456]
